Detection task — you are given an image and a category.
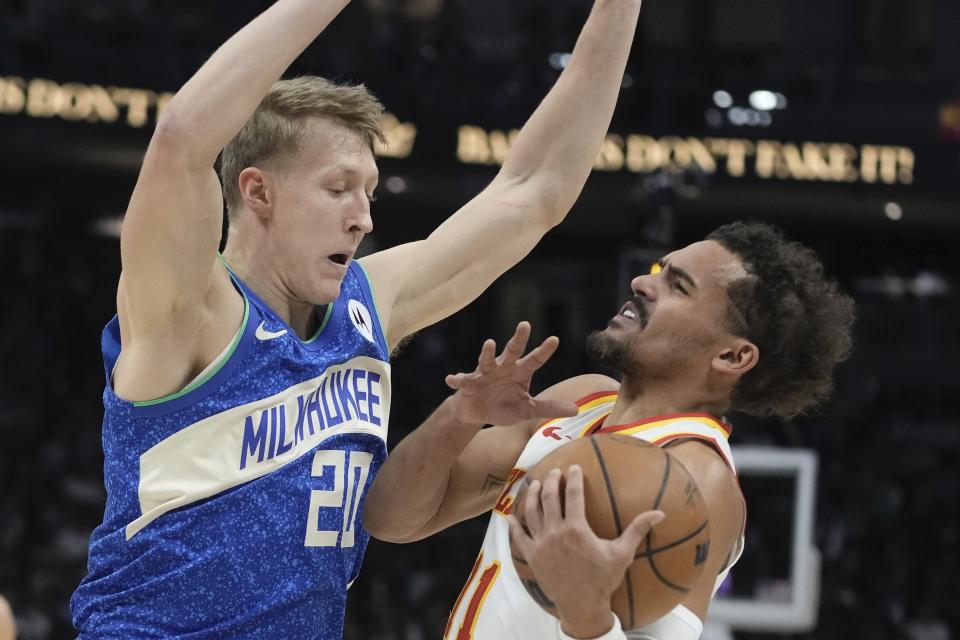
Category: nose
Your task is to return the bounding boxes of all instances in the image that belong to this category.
[348,195,374,235]
[630,273,658,302]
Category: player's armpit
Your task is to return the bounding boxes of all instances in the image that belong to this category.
[661,440,745,622]
[113,261,244,403]
[119,158,226,340]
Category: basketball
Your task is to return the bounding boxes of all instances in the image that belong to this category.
[511,434,711,630]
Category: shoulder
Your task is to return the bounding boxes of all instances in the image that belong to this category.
[523,374,619,437]
[664,440,740,506]
[664,439,744,551]
[663,440,744,619]
[535,373,619,404]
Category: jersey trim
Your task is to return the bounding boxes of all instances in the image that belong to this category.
[567,393,732,439]
[575,390,619,408]
[302,302,334,344]
[596,414,732,438]
[446,553,484,639]
[580,414,610,437]
[537,391,617,433]
[353,260,390,355]
[219,256,359,353]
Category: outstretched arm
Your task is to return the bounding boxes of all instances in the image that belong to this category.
[149,0,352,166]
[361,0,645,348]
[117,1,352,394]
[363,323,583,543]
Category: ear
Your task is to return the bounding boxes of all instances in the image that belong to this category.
[237,167,274,220]
[712,339,759,377]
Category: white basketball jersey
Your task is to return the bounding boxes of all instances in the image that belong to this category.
[444,392,742,640]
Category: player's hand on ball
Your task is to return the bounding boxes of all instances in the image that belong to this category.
[445,321,578,426]
[508,465,666,638]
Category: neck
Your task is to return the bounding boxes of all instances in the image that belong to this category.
[223,237,320,340]
[605,375,729,427]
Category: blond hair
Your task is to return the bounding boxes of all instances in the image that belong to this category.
[220,76,385,219]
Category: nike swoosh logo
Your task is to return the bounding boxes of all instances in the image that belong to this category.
[256,322,288,341]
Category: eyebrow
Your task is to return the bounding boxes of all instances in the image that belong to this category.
[658,259,698,290]
[327,165,380,187]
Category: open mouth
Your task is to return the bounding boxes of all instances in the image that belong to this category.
[617,299,647,327]
[328,253,350,266]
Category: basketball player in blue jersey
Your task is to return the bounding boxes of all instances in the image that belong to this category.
[367,222,855,639]
[70,0,649,637]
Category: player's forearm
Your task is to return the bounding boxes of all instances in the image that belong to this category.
[155,0,351,164]
[363,397,482,543]
[498,0,642,220]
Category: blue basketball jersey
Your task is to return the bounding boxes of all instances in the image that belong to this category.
[71,260,391,639]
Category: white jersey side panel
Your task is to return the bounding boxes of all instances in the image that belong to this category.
[444,393,741,640]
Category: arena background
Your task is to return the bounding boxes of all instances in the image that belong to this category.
[1,0,959,638]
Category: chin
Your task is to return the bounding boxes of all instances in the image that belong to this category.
[311,277,345,306]
[586,329,638,375]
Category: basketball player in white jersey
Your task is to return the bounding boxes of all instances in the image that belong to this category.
[367,222,855,639]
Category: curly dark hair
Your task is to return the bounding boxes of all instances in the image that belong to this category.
[706,222,856,418]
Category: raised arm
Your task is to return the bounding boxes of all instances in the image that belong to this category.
[361,0,644,348]
[117,1,351,395]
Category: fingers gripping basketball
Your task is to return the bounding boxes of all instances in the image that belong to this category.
[510,435,712,630]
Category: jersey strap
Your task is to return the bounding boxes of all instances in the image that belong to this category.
[567,394,736,473]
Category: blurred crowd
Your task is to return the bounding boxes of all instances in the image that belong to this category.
[1,216,957,640]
